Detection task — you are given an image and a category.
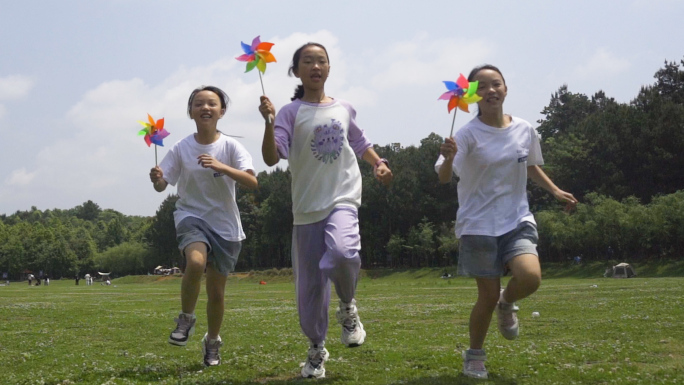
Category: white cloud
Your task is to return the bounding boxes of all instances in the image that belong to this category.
[369,33,492,90]
[0,75,35,100]
[6,168,36,186]
[0,104,6,119]
[574,48,631,79]
[5,30,363,216]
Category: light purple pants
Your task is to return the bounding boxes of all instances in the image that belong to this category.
[292,207,362,344]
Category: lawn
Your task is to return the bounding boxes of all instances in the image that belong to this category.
[0,266,682,384]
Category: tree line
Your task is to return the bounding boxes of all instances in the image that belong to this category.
[1,58,682,278]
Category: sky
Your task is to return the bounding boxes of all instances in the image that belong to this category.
[1,0,682,217]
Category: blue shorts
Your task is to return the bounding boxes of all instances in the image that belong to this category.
[176,217,241,276]
[457,222,539,278]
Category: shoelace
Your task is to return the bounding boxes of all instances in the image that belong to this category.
[174,316,192,333]
[308,348,325,367]
[205,340,221,360]
[499,304,518,328]
[466,358,486,372]
[342,309,357,331]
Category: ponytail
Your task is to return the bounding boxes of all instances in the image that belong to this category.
[291,85,305,101]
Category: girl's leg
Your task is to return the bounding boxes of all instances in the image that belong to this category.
[205,266,228,340]
[319,208,361,303]
[469,277,500,349]
[502,254,541,303]
[181,242,208,314]
[292,224,329,344]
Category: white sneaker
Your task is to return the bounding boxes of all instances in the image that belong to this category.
[201,333,222,366]
[301,343,329,378]
[496,289,519,340]
[336,299,366,347]
[462,349,488,379]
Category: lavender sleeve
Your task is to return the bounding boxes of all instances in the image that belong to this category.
[273,102,300,160]
[338,100,372,157]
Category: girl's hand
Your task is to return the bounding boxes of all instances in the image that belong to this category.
[259,96,275,123]
[553,189,578,212]
[375,164,393,186]
[440,137,457,160]
[197,154,225,171]
[149,166,164,184]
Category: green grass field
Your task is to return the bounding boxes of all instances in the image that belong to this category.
[1,265,682,384]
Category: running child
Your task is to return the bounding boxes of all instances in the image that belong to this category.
[435,64,577,379]
[259,42,393,379]
[149,85,258,367]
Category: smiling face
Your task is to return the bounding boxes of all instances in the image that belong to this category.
[294,45,330,93]
[472,68,508,115]
[189,90,225,125]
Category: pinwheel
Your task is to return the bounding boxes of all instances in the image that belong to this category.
[236,35,276,123]
[137,114,170,165]
[438,74,482,136]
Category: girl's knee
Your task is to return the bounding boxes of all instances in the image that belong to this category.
[321,245,360,272]
[519,271,542,291]
[207,288,225,303]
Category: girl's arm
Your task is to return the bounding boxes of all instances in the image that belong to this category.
[259,96,279,166]
[197,155,258,190]
[362,148,393,186]
[527,165,578,210]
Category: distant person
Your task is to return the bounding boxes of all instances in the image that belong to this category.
[75,275,80,285]
[260,42,393,378]
[435,64,577,379]
[150,85,258,367]
[44,274,50,286]
[85,274,92,286]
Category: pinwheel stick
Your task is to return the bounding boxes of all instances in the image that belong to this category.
[155,145,158,166]
[449,109,458,138]
[258,72,272,124]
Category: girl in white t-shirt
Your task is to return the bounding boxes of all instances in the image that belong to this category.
[258,42,393,379]
[149,86,258,367]
[435,65,577,379]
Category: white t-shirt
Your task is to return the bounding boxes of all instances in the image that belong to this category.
[434,116,543,238]
[273,98,372,225]
[160,133,254,241]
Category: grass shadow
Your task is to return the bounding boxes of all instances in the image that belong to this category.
[391,373,519,385]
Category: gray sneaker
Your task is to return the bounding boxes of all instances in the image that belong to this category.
[201,333,222,366]
[462,349,488,379]
[336,299,366,347]
[496,289,519,340]
[168,313,196,346]
[301,343,330,378]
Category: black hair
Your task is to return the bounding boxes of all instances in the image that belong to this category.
[288,42,330,101]
[467,64,506,116]
[187,85,230,118]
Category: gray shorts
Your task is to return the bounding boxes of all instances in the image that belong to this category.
[458,222,539,278]
[176,217,241,276]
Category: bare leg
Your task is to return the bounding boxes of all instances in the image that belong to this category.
[205,266,227,340]
[469,277,500,349]
[502,254,541,303]
[181,242,208,314]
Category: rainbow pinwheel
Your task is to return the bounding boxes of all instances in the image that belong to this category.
[438,74,483,136]
[236,36,276,74]
[236,35,277,123]
[137,114,170,165]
